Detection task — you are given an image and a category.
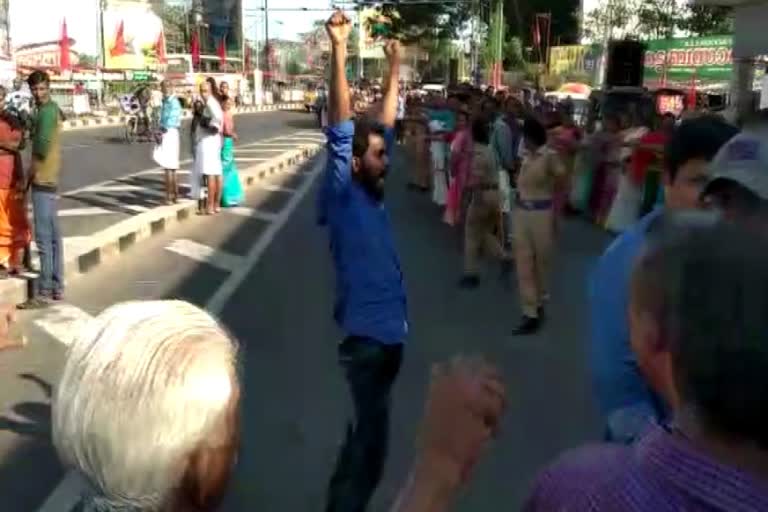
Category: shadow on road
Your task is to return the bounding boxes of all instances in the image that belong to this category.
[0,373,61,511]
[283,117,319,130]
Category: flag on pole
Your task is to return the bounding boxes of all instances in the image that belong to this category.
[687,70,698,110]
[190,31,201,68]
[155,29,167,64]
[217,36,227,68]
[59,18,71,71]
[110,21,127,58]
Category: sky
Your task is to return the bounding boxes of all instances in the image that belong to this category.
[8,0,336,58]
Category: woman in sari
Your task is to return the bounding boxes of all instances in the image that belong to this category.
[443,110,472,226]
[0,101,31,278]
[220,96,243,207]
[587,114,623,225]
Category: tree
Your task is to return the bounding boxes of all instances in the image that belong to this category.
[636,0,677,40]
[582,0,642,42]
[286,59,303,76]
[678,5,733,36]
[78,54,99,69]
[154,3,189,54]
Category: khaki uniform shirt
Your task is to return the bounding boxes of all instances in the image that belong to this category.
[470,143,499,187]
[516,145,565,201]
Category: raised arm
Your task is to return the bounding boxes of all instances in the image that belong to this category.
[379,40,401,128]
[326,11,352,125]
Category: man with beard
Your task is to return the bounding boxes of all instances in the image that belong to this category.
[317,10,406,512]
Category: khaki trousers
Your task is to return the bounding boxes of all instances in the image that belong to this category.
[513,207,554,318]
[464,190,507,275]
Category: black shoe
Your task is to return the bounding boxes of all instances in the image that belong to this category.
[459,275,480,289]
[512,316,541,336]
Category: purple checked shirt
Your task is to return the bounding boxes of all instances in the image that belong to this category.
[524,425,768,511]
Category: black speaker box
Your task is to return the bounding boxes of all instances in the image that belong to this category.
[606,41,646,88]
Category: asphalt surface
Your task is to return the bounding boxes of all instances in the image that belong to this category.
[57,110,314,193]
[0,133,611,511]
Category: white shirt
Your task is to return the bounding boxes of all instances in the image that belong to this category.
[397,96,405,120]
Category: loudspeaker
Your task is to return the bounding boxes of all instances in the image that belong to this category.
[606,41,645,88]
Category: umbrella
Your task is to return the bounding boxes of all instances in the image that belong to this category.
[559,82,592,96]
[59,18,71,71]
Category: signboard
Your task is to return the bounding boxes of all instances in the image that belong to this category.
[102,1,164,70]
[644,36,733,82]
[549,44,603,85]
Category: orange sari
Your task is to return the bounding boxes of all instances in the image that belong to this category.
[0,116,31,270]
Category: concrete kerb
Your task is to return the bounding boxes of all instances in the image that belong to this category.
[0,142,323,304]
[62,103,306,132]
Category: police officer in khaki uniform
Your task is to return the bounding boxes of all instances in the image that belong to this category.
[459,118,513,289]
[513,118,566,335]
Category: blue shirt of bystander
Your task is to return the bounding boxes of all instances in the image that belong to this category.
[160,95,182,130]
[589,207,667,441]
[317,120,408,345]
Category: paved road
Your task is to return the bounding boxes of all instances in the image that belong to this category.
[0,140,609,511]
[57,110,314,193]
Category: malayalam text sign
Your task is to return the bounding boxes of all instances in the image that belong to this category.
[644,36,733,82]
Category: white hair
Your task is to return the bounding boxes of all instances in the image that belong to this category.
[52,300,239,511]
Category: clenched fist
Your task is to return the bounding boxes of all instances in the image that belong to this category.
[326,10,352,46]
[418,356,506,486]
[383,39,401,63]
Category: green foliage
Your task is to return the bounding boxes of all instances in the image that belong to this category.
[286,59,303,76]
[679,5,733,36]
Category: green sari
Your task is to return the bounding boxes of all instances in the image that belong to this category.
[221,136,243,207]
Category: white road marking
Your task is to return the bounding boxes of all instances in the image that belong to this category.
[164,239,244,272]
[231,148,289,153]
[234,157,270,163]
[84,185,164,195]
[60,132,315,197]
[33,303,94,347]
[37,154,324,512]
[138,169,191,176]
[226,206,279,221]
[259,184,295,193]
[206,157,322,314]
[62,144,93,151]
[57,205,150,217]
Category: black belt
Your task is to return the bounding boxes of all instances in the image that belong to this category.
[516,198,553,211]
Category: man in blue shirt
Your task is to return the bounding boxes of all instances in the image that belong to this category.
[319,11,406,512]
[589,116,738,443]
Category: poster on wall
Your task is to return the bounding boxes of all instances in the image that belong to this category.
[644,36,733,83]
[102,1,164,70]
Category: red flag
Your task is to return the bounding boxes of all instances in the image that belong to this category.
[110,21,127,58]
[687,71,698,110]
[217,36,227,68]
[155,29,167,64]
[59,18,71,71]
[532,18,541,48]
[190,31,201,68]
[245,45,252,72]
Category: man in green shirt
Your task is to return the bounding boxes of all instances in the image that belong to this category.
[24,70,63,307]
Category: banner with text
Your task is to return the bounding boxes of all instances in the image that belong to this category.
[548,45,603,86]
[644,35,733,83]
[102,2,165,70]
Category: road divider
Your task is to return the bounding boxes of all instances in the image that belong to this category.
[0,140,323,305]
[62,103,306,133]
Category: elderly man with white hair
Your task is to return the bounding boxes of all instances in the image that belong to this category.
[52,300,240,511]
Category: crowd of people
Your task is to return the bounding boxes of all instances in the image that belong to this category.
[1,10,768,512]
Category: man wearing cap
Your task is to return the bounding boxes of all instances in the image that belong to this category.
[589,115,739,444]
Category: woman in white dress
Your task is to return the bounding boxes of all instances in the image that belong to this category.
[191,80,224,215]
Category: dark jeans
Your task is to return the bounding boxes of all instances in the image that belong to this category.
[32,188,63,295]
[326,336,404,512]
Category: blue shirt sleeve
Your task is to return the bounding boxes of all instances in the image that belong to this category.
[384,126,395,164]
[317,120,355,226]
[589,212,666,421]
[325,120,355,195]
